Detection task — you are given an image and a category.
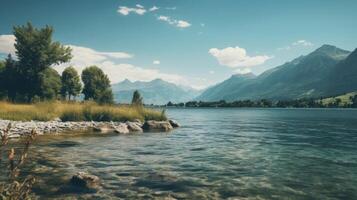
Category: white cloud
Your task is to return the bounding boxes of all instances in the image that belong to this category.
[200,23,205,27]
[209,70,215,74]
[208,46,271,68]
[177,20,191,28]
[0,34,209,89]
[117,6,146,16]
[52,44,199,88]
[234,68,252,74]
[153,60,160,65]
[165,7,177,10]
[278,39,313,51]
[149,6,159,12]
[136,4,144,9]
[157,15,191,28]
[292,40,313,47]
[0,35,16,56]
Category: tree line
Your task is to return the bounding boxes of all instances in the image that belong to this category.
[166,97,357,108]
[0,23,113,104]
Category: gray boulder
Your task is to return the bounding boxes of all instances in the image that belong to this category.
[142,120,173,132]
[169,120,180,128]
[126,121,143,132]
[93,125,115,133]
[70,172,100,191]
[114,123,130,134]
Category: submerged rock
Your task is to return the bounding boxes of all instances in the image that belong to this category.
[169,120,180,128]
[70,172,101,192]
[142,120,173,132]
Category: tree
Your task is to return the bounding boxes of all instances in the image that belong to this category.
[2,54,19,101]
[38,68,62,100]
[0,60,6,99]
[13,22,72,101]
[81,66,113,104]
[131,90,143,106]
[61,66,82,100]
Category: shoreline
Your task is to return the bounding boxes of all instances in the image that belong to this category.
[0,119,180,139]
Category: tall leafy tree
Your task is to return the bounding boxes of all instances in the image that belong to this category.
[131,90,143,106]
[81,66,113,104]
[0,60,6,99]
[3,54,19,101]
[39,68,62,100]
[61,66,82,100]
[13,22,72,101]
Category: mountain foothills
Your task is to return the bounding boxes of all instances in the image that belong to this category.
[112,79,201,105]
[197,45,357,101]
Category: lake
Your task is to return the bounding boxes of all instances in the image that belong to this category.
[2,108,357,199]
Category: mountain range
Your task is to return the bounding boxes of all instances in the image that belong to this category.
[112,79,201,105]
[112,44,357,104]
[197,44,357,101]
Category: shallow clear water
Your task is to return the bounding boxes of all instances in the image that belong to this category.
[2,108,357,199]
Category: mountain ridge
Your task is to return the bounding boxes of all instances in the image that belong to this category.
[197,44,354,101]
[112,79,201,105]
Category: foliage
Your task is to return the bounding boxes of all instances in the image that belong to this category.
[61,66,82,100]
[10,22,72,102]
[38,68,62,101]
[81,66,113,104]
[131,90,143,106]
[0,101,166,122]
[0,60,6,99]
[0,124,37,199]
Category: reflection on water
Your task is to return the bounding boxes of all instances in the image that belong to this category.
[2,108,357,199]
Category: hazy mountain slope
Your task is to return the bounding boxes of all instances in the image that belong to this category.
[197,73,256,101]
[325,48,357,96]
[112,79,200,105]
[197,45,351,101]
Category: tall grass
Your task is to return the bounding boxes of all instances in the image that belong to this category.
[0,101,166,122]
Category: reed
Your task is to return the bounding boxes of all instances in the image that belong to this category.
[0,101,166,122]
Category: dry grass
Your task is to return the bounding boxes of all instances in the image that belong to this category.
[0,101,166,122]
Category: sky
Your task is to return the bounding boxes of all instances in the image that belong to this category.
[0,0,357,89]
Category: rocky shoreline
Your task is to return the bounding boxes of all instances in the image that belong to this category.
[0,119,180,139]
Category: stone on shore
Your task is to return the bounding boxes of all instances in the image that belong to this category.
[93,125,115,133]
[169,119,180,128]
[126,121,143,132]
[142,120,173,132]
[114,123,130,134]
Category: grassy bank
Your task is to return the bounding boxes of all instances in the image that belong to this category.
[0,101,166,122]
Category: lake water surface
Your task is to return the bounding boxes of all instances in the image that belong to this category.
[3,108,357,199]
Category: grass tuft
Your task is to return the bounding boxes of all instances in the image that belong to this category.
[0,101,166,122]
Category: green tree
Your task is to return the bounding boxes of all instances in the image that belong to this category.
[61,66,82,100]
[13,22,72,101]
[0,60,6,99]
[81,66,113,104]
[131,90,143,106]
[2,54,20,101]
[38,68,62,100]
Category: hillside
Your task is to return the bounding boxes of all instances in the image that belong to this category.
[112,79,200,105]
[197,45,353,101]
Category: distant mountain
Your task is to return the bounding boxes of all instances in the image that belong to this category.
[112,79,201,105]
[197,73,256,101]
[197,44,353,101]
[326,48,357,96]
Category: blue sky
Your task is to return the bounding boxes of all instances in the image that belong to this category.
[1,0,357,89]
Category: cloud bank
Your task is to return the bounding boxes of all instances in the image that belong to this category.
[209,46,271,68]
[0,35,16,55]
[157,15,191,28]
